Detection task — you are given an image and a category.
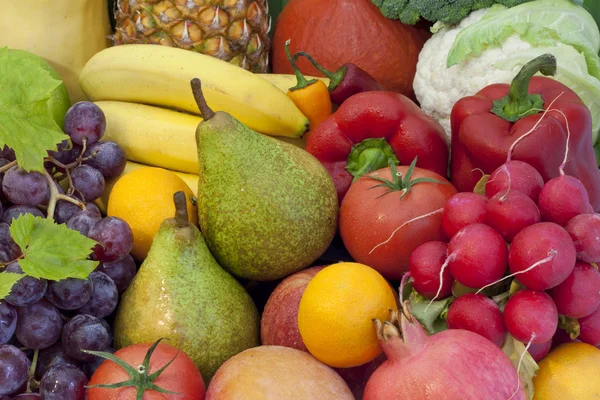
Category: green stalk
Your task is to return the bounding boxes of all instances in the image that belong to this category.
[284,40,317,91]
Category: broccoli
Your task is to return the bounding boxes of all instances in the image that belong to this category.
[372,0,535,25]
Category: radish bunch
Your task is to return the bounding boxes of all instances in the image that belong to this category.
[408,159,600,360]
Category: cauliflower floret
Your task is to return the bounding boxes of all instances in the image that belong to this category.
[414,9,533,141]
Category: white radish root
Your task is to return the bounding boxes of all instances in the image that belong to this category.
[425,253,457,312]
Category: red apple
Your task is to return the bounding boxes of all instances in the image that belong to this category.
[260,265,326,351]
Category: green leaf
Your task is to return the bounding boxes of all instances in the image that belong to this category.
[0,272,22,299]
[9,214,98,281]
[0,47,67,172]
[408,290,452,334]
[502,334,539,400]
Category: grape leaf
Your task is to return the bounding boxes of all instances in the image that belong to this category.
[9,214,98,281]
[0,272,22,299]
[0,47,66,172]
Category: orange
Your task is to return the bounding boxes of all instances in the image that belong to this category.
[107,166,197,261]
[533,342,600,400]
[297,262,398,368]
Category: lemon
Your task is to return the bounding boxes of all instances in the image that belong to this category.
[107,166,197,260]
[533,342,600,400]
[297,262,398,368]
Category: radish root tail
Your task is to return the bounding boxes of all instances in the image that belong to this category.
[425,253,456,312]
[368,208,444,255]
[507,92,564,162]
[476,250,557,294]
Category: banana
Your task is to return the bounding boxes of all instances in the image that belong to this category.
[80,45,309,137]
[257,74,330,93]
[96,161,199,214]
[96,101,200,174]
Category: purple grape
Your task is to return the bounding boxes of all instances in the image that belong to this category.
[45,278,93,311]
[70,165,105,202]
[40,181,65,207]
[1,205,44,225]
[0,146,15,161]
[83,346,114,379]
[0,158,13,203]
[83,141,126,179]
[66,210,101,237]
[76,272,118,319]
[5,263,47,307]
[12,394,41,399]
[97,254,137,293]
[39,364,87,400]
[47,139,74,165]
[61,314,109,362]
[85,202,102,217]
[88,217,133,262]
[15,299,63,349]
[0,301,17,345]
[34,342,82,381]
[0,223,22,263]
[2,166,49,206]
[63,102,106,146]
[0,345,29,397]
[54,198,82,224]
[99,318,113,345]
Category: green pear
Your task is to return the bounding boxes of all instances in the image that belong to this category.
[114,192,260,383]
[191,79,338,281]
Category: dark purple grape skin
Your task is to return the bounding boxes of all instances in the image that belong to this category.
[0,146,15,161]
[71,165,105,202]
[88,217,134,262]
[40,181,65,207]
[47,139,74,165]
[15,299,63,350]
[11,393,42,399]
[0,301,17,345]
[83,346,114,378]
[34,342,82,381]
[0,223,22,263]
[45,278,93,311]
[0,345,29,397]
[85,202,102,217]
[4,263,47,307]
[99,318,113,345]
[1,205,44,225]
[97,254,137,293]
[39,364,88,400]
[2,166,49,207]
[66,210,101,237]
[61,314,110,362]
[76,272,118,319]
[83,141,127,179]
[0,158,13,203]
[54,198,82,224]
[63,102,106,146]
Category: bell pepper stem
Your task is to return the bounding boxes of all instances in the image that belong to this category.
[285,40,317,91]
[491,54,557,122]
[293,51,345,91]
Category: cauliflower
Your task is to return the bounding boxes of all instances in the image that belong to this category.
[414,9,532,141]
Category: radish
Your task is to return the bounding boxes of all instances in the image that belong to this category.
[446,293,507,347]
[485,161,544,202]
[548,261,600,319]
[485,190,541,242]
[441,193,488,238]
[526,339,552,362]
[538,175,591,226]
[565,213,600,263]
[447,224,508,289]
[409,241,454,300]
[363,305,525,400]
[508,222,576,290]
[504,290,558,344]
[578,306,600,347]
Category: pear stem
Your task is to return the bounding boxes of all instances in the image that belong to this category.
[190,78,215,121]
[173,191,189,228]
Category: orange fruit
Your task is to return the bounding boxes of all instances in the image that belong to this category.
[297,262,398,368]
[533,342,600,400]
[107,167,196,260]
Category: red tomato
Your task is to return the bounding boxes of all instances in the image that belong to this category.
[340,165,457,279]
[87,342,205,400]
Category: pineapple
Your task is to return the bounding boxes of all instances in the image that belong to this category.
[113,0,271,72]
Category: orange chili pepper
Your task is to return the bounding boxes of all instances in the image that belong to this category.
[284,40,333,131]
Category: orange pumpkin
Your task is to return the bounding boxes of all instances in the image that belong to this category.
[271,0,431,98]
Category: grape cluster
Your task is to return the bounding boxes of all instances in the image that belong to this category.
[409,159,600,361]
[0,102,137,399]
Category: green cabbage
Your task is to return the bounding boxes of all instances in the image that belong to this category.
[493,44,600,144]
[447,0,600,80]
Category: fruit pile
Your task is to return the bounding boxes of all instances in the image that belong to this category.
[1,0,600,399]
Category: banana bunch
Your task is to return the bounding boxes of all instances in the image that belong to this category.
[80,45,329,175]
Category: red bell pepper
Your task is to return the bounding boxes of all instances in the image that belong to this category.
[305,91,449,202]
[450,54,600,211]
